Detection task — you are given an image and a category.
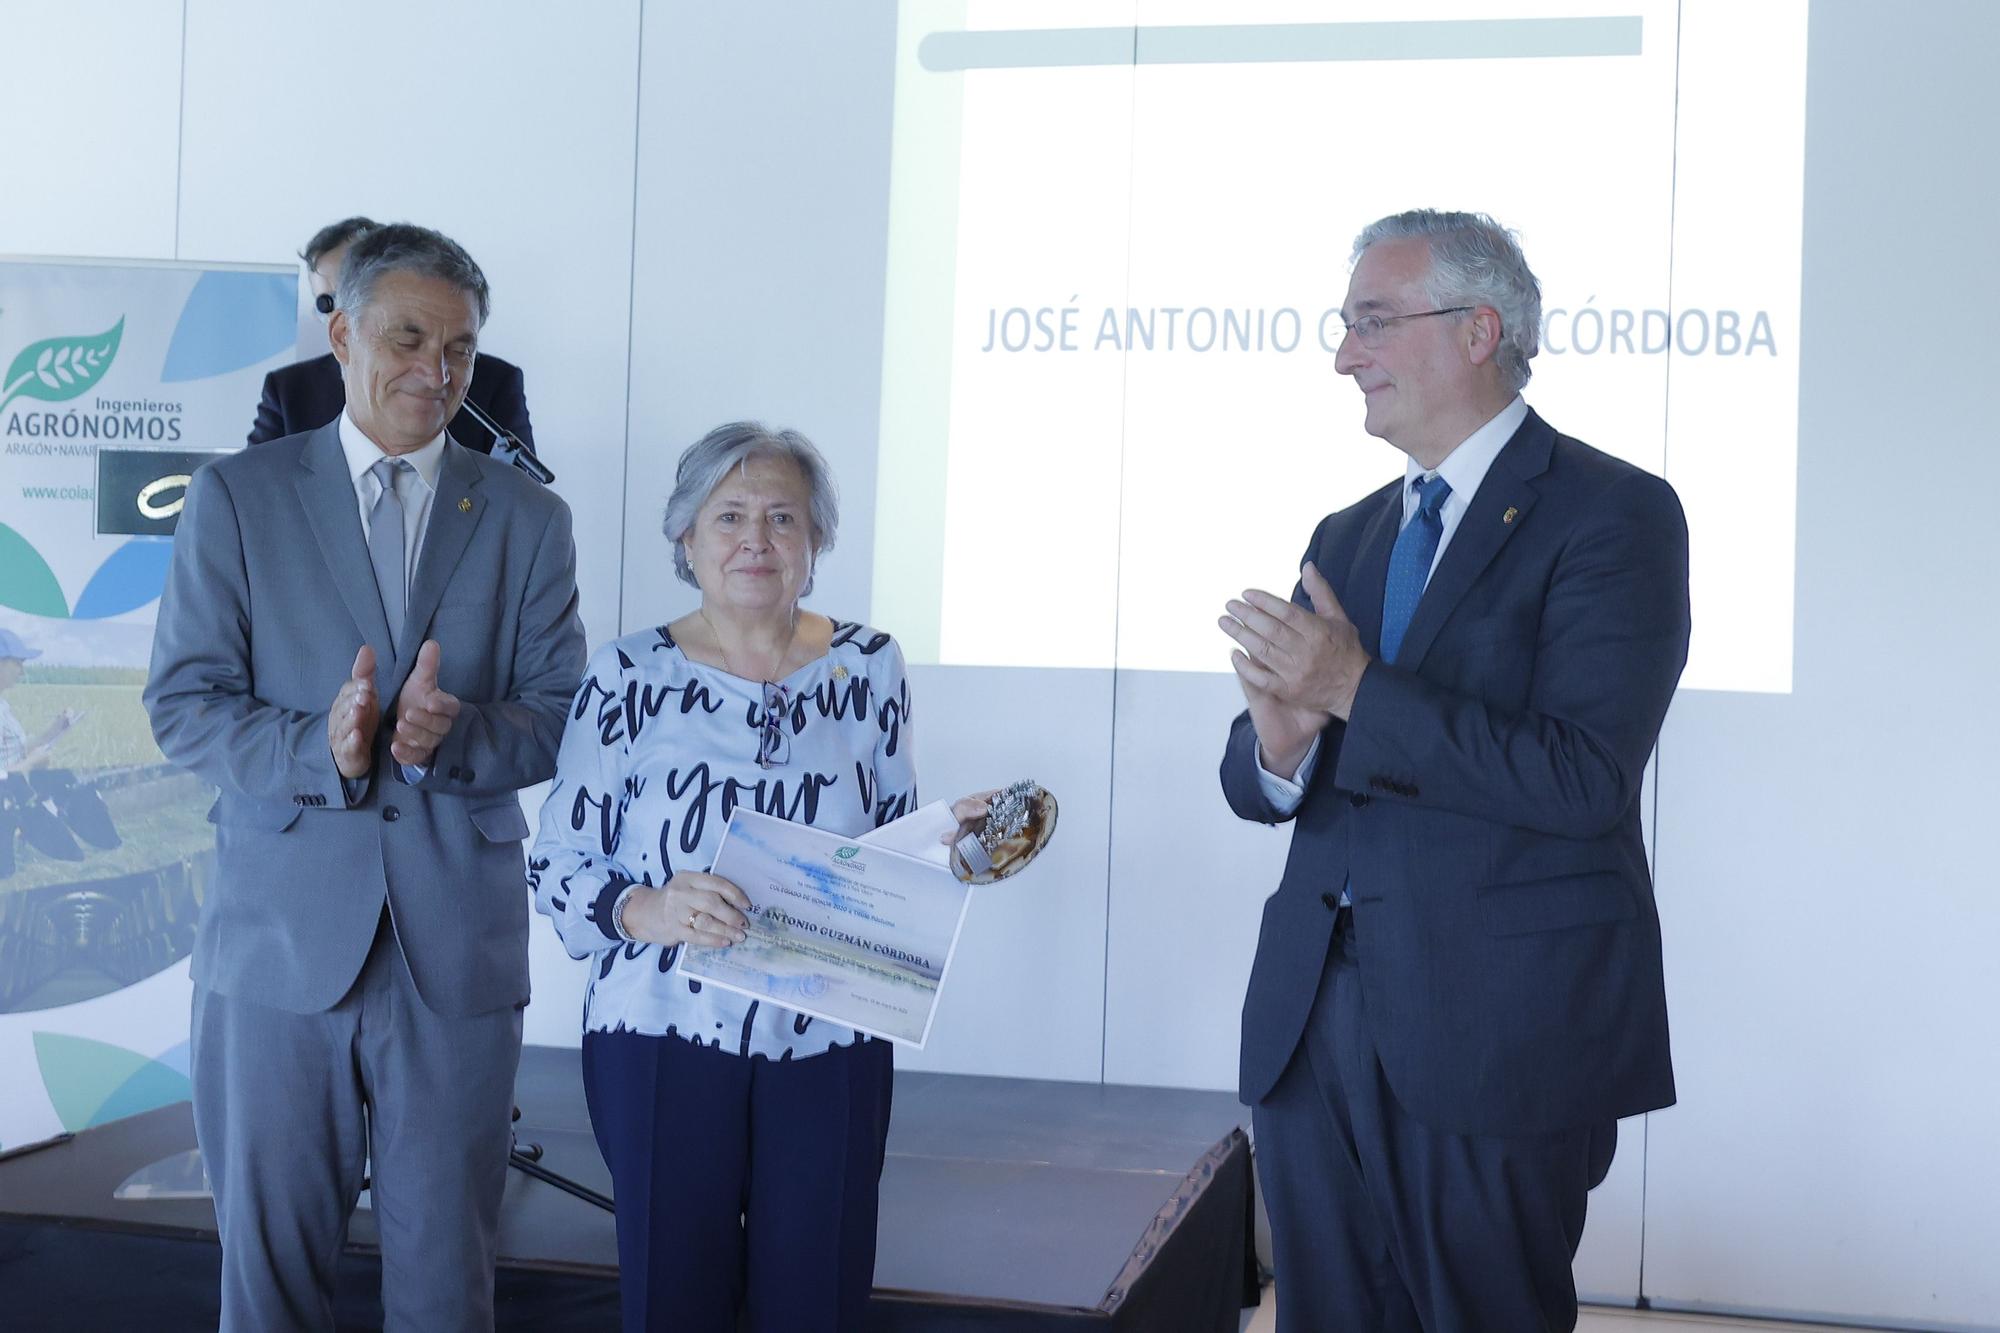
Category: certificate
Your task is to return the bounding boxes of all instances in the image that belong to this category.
[677,809,973,1048]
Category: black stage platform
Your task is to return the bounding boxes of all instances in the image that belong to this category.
[0,1046,1258,1330]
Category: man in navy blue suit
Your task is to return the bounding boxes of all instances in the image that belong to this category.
[249,217,535,453]
[1219,210,1690,1331]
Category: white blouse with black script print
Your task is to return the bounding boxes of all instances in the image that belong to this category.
[530,622,917,1059]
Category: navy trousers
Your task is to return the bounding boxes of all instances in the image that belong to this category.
[583,1028,894,1333]
[1252,915,1617,1333]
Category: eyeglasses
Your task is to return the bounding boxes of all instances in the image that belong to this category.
[755,682,791,769]
[1335,306,1473,348]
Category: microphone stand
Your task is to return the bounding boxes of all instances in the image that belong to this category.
[457,393,604,1208]
[508,1106,614,1212]
[457,396,557,485]
[359,1110,613,1212]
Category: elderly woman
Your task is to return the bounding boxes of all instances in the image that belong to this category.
[533,422,959,1332]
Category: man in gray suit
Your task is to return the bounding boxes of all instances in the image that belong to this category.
[145,223,585,1331]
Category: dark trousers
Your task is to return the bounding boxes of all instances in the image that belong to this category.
[1251,914,1616,1333]
[190,910,523,1333]
[583,1028,895,1333]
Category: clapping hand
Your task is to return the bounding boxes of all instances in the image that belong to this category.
[328,646,380,780]
[1219,562,1372,772]
[391,640,461,768]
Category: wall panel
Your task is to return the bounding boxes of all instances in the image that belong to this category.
[177,0,641,650]
[0,0,182,259]
[620,0,899,636]
[1639,3,2000,1322]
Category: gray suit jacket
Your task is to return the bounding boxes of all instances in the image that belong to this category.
[145,420,585,1017]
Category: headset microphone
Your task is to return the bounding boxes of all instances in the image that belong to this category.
[314,292,335,315]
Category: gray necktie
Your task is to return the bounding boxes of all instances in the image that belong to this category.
[367,458,412,652]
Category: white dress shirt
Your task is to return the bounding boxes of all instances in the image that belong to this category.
[1256,396,1529,809]
[340,411,445,597]
[339,413,447,785]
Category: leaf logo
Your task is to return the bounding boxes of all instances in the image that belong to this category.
[0,317,124,413]
[834,846,860,861]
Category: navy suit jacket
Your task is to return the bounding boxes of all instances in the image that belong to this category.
[247,350,534,452]
[1221,409,1690,1137]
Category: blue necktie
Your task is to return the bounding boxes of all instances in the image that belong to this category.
[1379,474,1452,665]
[1333,474,1451,914]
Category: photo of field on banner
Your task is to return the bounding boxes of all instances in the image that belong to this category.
[678,810,973,1047]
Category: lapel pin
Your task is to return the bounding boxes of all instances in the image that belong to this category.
[1502,506,1518,524]
[458,498,473,513]
[832,665,849,681]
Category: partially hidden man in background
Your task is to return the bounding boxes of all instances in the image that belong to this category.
[1218,210,1690,1332]
[248,215,537,456]
[146,223,585,1331]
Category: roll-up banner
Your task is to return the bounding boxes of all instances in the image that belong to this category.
[1,256,297,1151]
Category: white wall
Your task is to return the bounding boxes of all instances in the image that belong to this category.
[175,0,642,652]
[0,3,181,261]
[1637,3,2000,1325]
[4,2,1996,1327]
[619,2,898,636]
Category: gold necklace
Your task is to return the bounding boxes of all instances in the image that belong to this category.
[699,608,796,682]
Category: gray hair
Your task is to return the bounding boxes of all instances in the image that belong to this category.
[663,422,840,592]
[1352,210,1541,391]
[334,222,491,326]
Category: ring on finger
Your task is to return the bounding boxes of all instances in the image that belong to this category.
[686,910,700,929]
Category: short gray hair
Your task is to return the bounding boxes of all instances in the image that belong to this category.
[334,222,491,327]
[1352,210,1541,391]
[663,422,840,592]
